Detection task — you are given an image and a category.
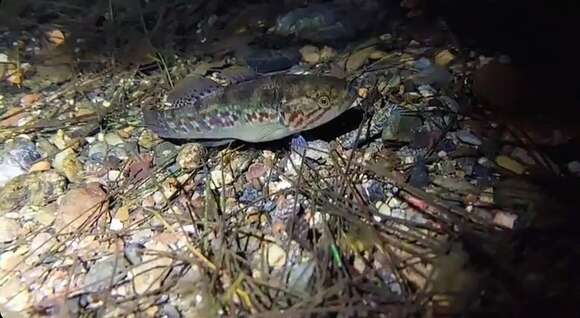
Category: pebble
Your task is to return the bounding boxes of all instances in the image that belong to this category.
[88,142,107,162]
[246,162,268,181]
[0,277,31,312]
[0,158,25,187]
[154,142,178,164]
[0,251,24,273]
[287,262,315,292]
[266,243,287,268]
[346,47,375,73]
[299,45,320,64]
[51,129,72,150]
[53,148,82,182]
[139,129,161,149]
[319,46,337,62]
[409,160,430,188]
[177,143,207,171]
[305,140,330,162]
[417,84,436,97]
[511,147,536,166]
[130,254,173,295]
[411,64,453,88]
[0,217,20,242]
[0,170,66,214]
[55,183,108,233]
[456,130,482,146]
[20,93,41,107]
[435,49,455,66]
[495,155,526,175]
[567,161,580,176]
[239,186,260,204]
[30,232,53,256]
[104,132,124,146]
[29,160,51,172]
[493,210,518,229]
[361,179,385,203]
[209,169,234,189]
[382,112,422,143]
[84,256,127,292]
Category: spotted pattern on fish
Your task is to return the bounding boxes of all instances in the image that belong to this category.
[143,73,357,143]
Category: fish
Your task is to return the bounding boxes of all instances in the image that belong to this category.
[142,70,358,144]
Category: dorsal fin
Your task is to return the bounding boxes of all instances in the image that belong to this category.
[167,76,223,109]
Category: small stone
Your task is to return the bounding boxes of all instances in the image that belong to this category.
[0,277,31,312]
[107,170,121,181]
[55,183,108,233]
[266,243,287,268]
[493,210,517,229]
[239,186,259,204]
[456,130,482,146]
[210,169,234,189]
[299,45,320,64]
[115,206,130,222]
[29,160,51,172]
[435,50,455,66]
[88,142,107,162]
[417,84,436,97]
[409,160,430,188]
[110,218,123,231]
[567,161,580,176]
[362,179,384,203]
[30,232,53,256]
[369,50,387,60]
[346,47,374,72]
[376,201,391,216]
[0,251,24,272]
[51,129,72,150]
[319,46,337,62]
[53,148,82,182]
[287,262,315,292]
[85,256,127,292]
[495,155,526,175]
[177,143,207,171]
[305,140,330,162]
[0,158,26,187]
[246,162,268,181]
[0,217,20,242]
[511,147,535,166]
[139,129,161,149]
[104,132,124,146]
[382,111,422,143]
[20,93,41,107]
[35,204,57,226]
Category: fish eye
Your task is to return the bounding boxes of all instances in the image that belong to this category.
[318,95,331,107]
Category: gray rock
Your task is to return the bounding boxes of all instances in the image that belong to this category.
[456,130,482,146]
[382,109,423,143]
[84,256,128,292]
[305,140,330,162]
[274,4,355,42]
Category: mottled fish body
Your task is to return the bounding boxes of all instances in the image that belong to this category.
[143,72,356,143]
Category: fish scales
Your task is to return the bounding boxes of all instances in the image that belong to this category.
[143,73,356,143]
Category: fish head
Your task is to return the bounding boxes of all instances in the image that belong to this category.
[280,75,357,131]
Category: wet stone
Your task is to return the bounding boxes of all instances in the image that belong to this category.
[154,142,178,165]
[409,159,430,188]
[362,179,385,203]
[0,170,67,214]
[239,186,260,204]
[456,130,482,146]
[84,256,128,292]
[305,140,330,162]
